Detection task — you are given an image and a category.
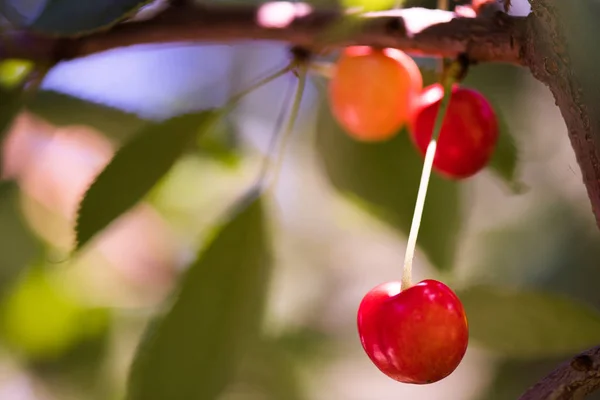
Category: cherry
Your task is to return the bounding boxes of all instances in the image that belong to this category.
[357,279,468,384]
[328,46,423,142]
[409,84,499,179]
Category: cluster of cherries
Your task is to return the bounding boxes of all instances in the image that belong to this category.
[327,46,500,384]
[329,46,498,179]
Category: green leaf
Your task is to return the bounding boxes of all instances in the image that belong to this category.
[236,338,305,400]
[341,0,399,11]
[0,87,24,176]
[127,191,272,400]
[75,111,219,250]
[459,285,600,358]
[486,102,524,192]
[0,265,109,360]
[0,182,41,295]
[0,59,34,89]
[27,91,146,141]
[0,0,151,36]
[196,115,241,168]
[315,99,461,270]
[460,64,525,192]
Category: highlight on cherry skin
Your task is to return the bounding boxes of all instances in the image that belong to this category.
[357,279,469,384]
[328,46,423,142]
[409,83,499,179]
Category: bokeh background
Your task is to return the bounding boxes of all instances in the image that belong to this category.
[2,0,600,399]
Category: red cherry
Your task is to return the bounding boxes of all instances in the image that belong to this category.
[357,280,468,384]
[409,84,499,179]
[328,46,423,142]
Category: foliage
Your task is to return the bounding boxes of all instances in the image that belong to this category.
[75,111,220,250]
[127,191,272,400]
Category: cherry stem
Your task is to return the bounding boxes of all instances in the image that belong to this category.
[224,62,294,113]
[265,65,308,192]
[254,73,296,188]
[400,72,456,291]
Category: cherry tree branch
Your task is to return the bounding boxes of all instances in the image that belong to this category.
[518,345,600,400]
[520,0,600,233]
[0,2,526,64]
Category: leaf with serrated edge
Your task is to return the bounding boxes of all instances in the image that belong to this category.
[459,285,600,359]
[75,111,219,250]
[127,191,272,400]
[0,0,151,36]
[315,99,461,271]
[27,91,146,142]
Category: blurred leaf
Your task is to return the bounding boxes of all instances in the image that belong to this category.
[459,285,600,359]
[0,87,24,173]
[342,0,399,11]
[487,101,522,192]
[27,91,146,141]
[75,111,219,250]
[460,64,527,191]
[232,338,304,400]
[273,327,332,362]
[127,191,272,400]
[0,59,34,89]
[0,0,151,35]
[0,265,109,360]
[197,115,241,168]
[0,182,41,294]
[315,99,461,270]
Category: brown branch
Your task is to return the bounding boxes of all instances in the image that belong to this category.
[520,0,600,233]
[518,345,600,400]
[0,2,526,64]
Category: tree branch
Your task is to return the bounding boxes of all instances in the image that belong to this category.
[520,0,600,233]
[518,345,600,400]
[0,2,526,64]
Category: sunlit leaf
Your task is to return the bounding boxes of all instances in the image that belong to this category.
[315,98,461,270]
[0,59,34,89]
[342,0,400,11]
[0,265,109,360]
[127,191,272,400]
[459,285,600,358]
[0,0,151,35]
[75,111,219,250]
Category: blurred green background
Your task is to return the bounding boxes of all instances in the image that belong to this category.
[1,0,600,399]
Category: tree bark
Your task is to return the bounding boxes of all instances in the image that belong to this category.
[0,3,525,64]
[521,0,600,229]
[518,345,600,400]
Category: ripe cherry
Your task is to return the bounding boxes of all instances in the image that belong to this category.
[357,279,468,384]
[328,46,423,142]
[409,84,499,179]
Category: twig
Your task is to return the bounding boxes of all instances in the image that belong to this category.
[0,2,526,65]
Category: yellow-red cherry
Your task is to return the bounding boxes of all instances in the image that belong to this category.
[328,46,423,142]
[409,84,499,179]
[357,279,468,384]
